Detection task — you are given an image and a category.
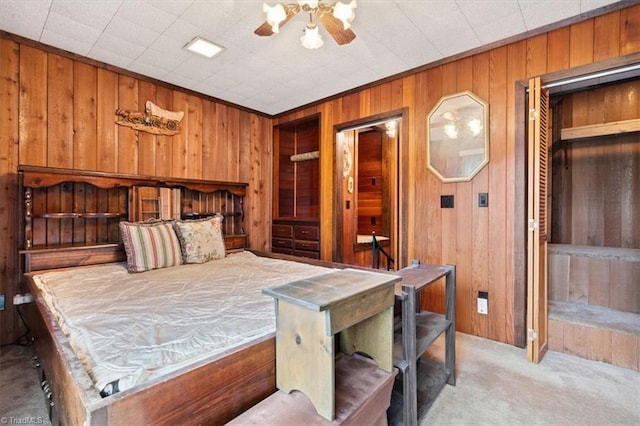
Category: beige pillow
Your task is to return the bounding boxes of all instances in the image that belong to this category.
[119,221,183,273]
[173,215,226,264]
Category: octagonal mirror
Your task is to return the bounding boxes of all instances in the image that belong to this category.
[427,91,489,182]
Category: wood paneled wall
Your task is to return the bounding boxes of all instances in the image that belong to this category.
[0,37,272,344]
[274,5,640,346]
[551,82,640,249]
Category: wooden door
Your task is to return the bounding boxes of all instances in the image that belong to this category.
[526,77,549,363]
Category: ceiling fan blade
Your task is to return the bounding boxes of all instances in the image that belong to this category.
[254,4,300,37]
[254,21,276,37]
[317,11,356,45]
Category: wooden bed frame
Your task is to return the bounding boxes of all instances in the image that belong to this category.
[18,165,280,425]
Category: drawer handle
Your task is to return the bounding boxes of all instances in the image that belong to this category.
[300,230,309,234]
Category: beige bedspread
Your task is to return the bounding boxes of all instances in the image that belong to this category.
[31,251,332,395]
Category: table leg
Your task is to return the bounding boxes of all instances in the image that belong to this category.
[402,286,418,426]
[275,300,336,421]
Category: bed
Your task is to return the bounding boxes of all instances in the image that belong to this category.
[18,165,344,425]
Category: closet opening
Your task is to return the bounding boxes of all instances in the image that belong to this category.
[525,59,640,368]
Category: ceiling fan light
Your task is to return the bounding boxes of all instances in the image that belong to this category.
[263,2,287,33]
[333,0,356,29]
[301,24,324,49]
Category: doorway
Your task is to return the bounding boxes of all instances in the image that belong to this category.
[333,114,402,269]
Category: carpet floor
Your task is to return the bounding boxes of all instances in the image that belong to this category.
[1,332,638,425]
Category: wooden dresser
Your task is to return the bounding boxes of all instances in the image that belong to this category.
[272,219,320,259]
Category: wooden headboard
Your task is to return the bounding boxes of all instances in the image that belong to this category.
[19,165,248,272]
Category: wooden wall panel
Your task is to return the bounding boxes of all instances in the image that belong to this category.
[19,46,47,166]
[0,36,272,344]
[487,48,508,343]
[620,5,640,55]
[594,12,620,61]
[96,69,119,172]
[243,111,272,251]
[569,20,594,67]
[547,27,571,73]
[117,75,139,175]
[186,95,204,179]
[137,81,157,176]
[0,38,20,345]
[155,86,174,177]
[47,54,74,168]
[73,62,98,170]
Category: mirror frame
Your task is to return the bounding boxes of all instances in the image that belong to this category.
[427,91,489,183]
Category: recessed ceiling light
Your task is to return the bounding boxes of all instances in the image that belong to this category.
[184,36,224,58]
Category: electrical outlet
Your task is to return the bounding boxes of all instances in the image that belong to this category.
[477,291,488,315]
[0,294,5,311]
[13,293,34,305]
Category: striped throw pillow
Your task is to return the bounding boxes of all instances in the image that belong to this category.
[119,221,183,273]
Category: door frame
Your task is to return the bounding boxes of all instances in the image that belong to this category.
[514,53,640,350]
[332,108,408,268]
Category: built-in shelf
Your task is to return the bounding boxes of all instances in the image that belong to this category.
[31,212,127,219]
[561,118,640,140]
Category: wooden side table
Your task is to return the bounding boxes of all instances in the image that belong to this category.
[263,268,400,421]
[392,262,456,426]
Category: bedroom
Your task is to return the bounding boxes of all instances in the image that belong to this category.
[0,0,638,424]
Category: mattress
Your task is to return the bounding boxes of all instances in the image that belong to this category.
[31,251,332,395]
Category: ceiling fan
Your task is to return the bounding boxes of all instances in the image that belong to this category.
[255,1,357,49]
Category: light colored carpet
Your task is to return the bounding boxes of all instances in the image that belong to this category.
[420,333,639,425]
[0,344,52,425]
[1,332,638,425]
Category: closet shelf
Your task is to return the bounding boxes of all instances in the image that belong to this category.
[561,118,640,140]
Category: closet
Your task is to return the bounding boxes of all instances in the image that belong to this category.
[272,117,320,259]
[547,78,640,371]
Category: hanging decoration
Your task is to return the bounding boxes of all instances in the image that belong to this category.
[115,101,184,136]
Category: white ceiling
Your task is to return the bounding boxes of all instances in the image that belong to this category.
[0,0,626,116]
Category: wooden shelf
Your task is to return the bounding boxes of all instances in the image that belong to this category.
[228,354,397,425]
[393,312,451,371]
[31,212,126,219]
[391,263,456,426]
[561,118,640,140]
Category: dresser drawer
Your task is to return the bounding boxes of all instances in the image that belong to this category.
[294,249,320,259]
[272,238,294,249]
[272,247,294,256]
[294,225,319,241]
[273,224,293,238]
[295,240,319,252]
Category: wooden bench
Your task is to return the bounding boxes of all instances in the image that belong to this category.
[227,353,397,425]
